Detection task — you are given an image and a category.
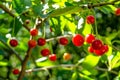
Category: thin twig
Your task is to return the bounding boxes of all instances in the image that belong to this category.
[95,66,118,75]
[0,39,22,62]
[26,64,76,73]
[112,45,120,52]
[88,0,119,8]
[22,23,30,31]
[0,3,15,17]
[25,64,118,75]
[46,34,72,42]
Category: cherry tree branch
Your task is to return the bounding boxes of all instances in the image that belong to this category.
[95,66,118,75]
[0,0,119,19]
[0,3,30,31]
[0,3,15,17]
[87,0,119,8]
[18,48,32,80]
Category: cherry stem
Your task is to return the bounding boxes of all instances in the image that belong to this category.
[92,9,99,38]
[46,34,72,42]
[94,13,99,38]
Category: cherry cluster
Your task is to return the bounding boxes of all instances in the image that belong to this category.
[85,34,109,56]
[9,7,120,75]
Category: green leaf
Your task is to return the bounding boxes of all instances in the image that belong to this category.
[36,59,58,67]
[60,15,76,33]
[0,61,8,66]
[82,54,100,68]
[49,6,82,17]
[79,73,94,80]
[82,23,92,36]
[106,45,112,56]
[12,0,31,14]
[23,0,32,6]
[81,54,100,75]
[32,4,44,17]
[65,2,73,6]
[12,0,25,14]
[71,72,78,80]
[10,18,22,36]
[110,52,120,69]
[99,6,113,14]
[0,28,9,34]
[107,31,120,41]
[0,35,7,42]
[0,55,4,60]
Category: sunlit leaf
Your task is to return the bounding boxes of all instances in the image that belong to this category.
[37,59,58,67]
[82,23,92,36]
[82,54,100,68]
[106,45,112,56]
[49,6,82,17]
[110,52,120,69]
[79,73,94,80]
[0,61,8,66]
[81,54,100,75]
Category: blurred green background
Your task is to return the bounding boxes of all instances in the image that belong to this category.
[0,0,120,80]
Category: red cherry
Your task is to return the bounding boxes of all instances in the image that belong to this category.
[9,39,18,47]
[28,40,37,48]
[115,8,120,16]
[94,45,109,56]
[88,46,94,53]
[94,49,104,56]
[86,15,95,24]
[37,38,46,46]
[85,34,95,44]
[12,69,20,75]
[30,28,38,36]
[41,48,50,56]
[101,45,109,53]
[59,37,68,46]
[92,39,103,50]
[104,45,109,53]
[49,54,57,61]
[72,34,84,46]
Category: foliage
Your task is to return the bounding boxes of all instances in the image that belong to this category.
[0,0,120,80]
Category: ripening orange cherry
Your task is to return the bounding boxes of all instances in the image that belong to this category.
[63,53,72,61]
